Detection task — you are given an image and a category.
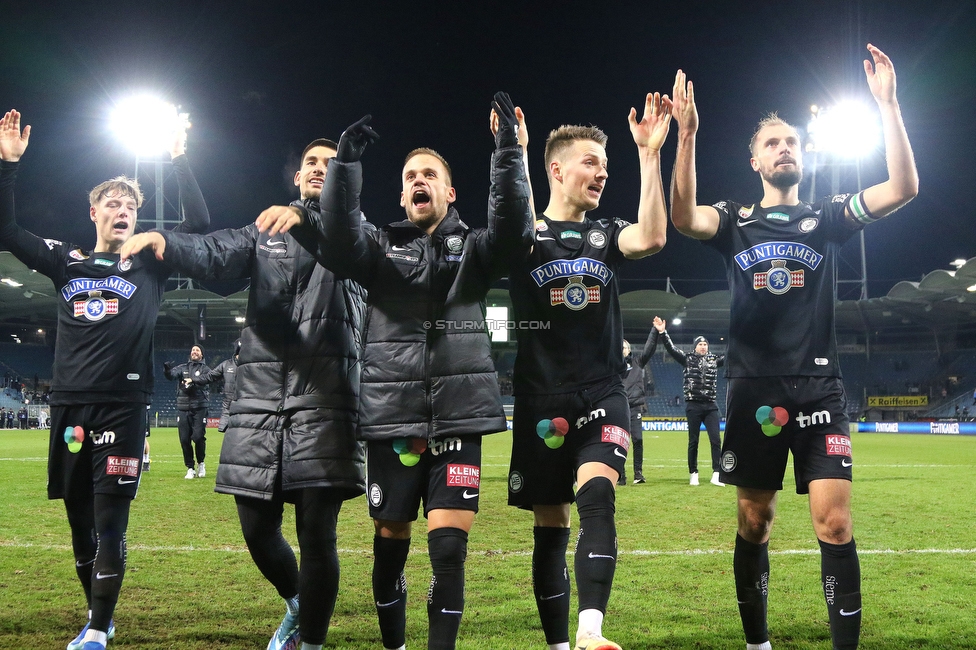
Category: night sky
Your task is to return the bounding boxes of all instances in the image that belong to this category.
[3,0,974,299]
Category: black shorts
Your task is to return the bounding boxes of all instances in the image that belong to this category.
[48,402,148,500]
[508,378,630,508]
[366,435,483,521]
[720,376,853,494]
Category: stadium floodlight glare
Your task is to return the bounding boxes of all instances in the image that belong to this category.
[806,101,881,159]
[671,317,682,326]
[950,258,967,269]
[110,94,190,157]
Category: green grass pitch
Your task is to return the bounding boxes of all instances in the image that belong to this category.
[1,427,974,649]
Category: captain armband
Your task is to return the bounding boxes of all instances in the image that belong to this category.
[848,192,880,225]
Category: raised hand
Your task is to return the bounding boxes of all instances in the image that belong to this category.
[652,316,666,332]
[255,205,303,236]
[337,115,380,163]
[490,103,528,149]
[170,112,191,160]
[628,92,673,153]
[490,91,520,149]
[671,70,698,135]
[864,43,897,104]
[119,232,166,261]
[0,110,31,162]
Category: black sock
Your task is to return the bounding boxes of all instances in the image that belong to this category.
[533,526,571,645]
[90,494,131,632]
[820,538,861,650]
[733,533,769,645]
[65,495,96,610]
[427,528,468,650]
[373,536,410,649]
[574,477,617,613]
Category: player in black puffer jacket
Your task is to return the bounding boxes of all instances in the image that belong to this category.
[254,94,530,650]
[120,138,366,650]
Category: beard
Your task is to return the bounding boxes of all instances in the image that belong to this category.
[762,165,803,190]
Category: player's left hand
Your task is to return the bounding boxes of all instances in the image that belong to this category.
[629,92,673,152]
[864,43,897,104]
[337,115,380,163]
[120,232,166,261]
[255,205,303,236]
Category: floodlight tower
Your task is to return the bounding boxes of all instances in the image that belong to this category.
[110,95,195,288]
[806,102,882,300]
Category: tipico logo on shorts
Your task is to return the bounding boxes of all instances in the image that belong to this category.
[756,405,789,437]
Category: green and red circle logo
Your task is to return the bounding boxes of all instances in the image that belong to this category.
[536,417,569,449]
[755,406,789,437]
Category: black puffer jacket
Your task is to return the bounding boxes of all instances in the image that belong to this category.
[648,329,724,403]
[164,357,211,410]
[160,218,367,498]
[293,145,531,441]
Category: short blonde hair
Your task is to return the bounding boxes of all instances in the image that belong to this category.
[749,113,799,155]
[544,125,608,177]
[404,148,452,185]
[88,176,143,208]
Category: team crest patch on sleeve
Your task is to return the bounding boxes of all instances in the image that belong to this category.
[825,435,852,457]
[601,424,630,450]
[106,456,140,477]
[550,276,600,310]
[67,248,87,260]
[753,260,804,294]
[446,464,480,488]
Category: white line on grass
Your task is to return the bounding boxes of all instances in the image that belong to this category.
[3,540,974,557]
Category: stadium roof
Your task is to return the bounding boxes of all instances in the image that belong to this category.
[3,251,976,343]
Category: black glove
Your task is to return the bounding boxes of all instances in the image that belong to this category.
[163,361,174,373]
[337,115,380,162]
[492,91,518,149]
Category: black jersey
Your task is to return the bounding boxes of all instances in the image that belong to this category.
[0,161,178,405]
[510,214,628,395]
[704,195,861,378]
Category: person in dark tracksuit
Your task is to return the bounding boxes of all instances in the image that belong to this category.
[164,345,210,479]
[647,317,724,486]
[620,330,655,485]
[192,339,239,432]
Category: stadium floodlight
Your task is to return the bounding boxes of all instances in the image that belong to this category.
[110,94,190,157]
[950,258,967,269]
[671,317,682,326]
[806,101,881,159]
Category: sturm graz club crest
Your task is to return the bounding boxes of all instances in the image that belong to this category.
[74,291,119,321]
[754,259,804,295]
[444,235,463,254]
[550,275,600,310]
[587,229,607,249]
